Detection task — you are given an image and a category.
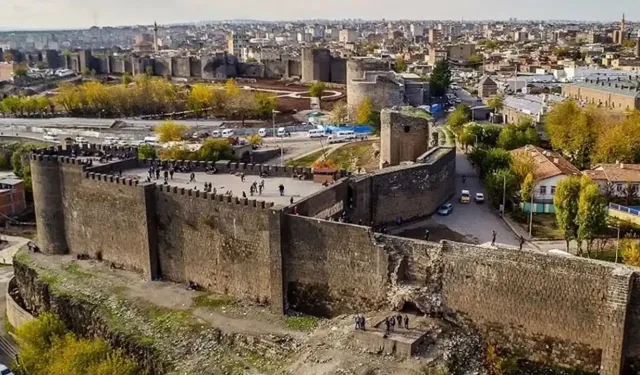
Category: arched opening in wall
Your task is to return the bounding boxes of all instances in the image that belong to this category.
[399,301,425,316]
[404,126,411,133]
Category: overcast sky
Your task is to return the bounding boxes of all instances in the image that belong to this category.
[1,0,638,30]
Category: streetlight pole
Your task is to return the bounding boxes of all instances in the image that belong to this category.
[272,109,282,165]
[501,174,506,217]
[528,189,534,238]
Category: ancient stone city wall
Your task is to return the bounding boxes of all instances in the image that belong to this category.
[29,151,640,374]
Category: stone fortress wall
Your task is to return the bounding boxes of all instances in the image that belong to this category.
[28,143,640,374]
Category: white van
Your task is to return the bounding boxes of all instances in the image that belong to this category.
[277,127,286,137]
[212,130,221,138]
[308,129,325,138]
[258,128,268,137]
[144,136,159,145]
[75,136,88,144]
[222,129,234,138]
[103,136,120,145]
[328,130,356,144]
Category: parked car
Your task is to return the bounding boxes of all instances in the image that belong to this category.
[460,190,471,204]
[475,193,485,203]
[0,364,14,375]
[438,203,454,215]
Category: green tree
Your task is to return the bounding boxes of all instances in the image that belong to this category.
[521,172,534,202]
[199,138,231,161]
[429,60,452,97]
[554,176,582,251]
[545,100,602,169]
[394,55,407,72]
[137,144,156,159]
[186,84,214,116]
[593,111,640,164]
[154,121,187,142]
[485,169,518,208]
[487,94,504,112]
[577,178,608,255]
[253,92,277,119]
[497,119,539,150]
[481,148,512,177]
[468,54,483,64]
[482,125,502,148]
[510,151,535,183]
[447,104,471,134]
[309,81,326,98]
[459,130,476,151]
[355,96,374,125]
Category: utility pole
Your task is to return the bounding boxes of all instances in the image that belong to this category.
[608,225,621,263]
[272,109,282,165]
[528,189,534,238]
[501,174,506,217]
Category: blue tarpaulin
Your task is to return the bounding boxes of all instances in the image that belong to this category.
[322,125,373,134]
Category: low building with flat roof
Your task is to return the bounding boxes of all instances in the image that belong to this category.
[562,78,640,111]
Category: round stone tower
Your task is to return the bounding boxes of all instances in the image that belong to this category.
[31,154,68,254]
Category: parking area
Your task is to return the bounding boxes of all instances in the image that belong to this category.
[395,149,521,247]
[125,167,324,207]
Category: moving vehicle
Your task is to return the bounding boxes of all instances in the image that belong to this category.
[221,129,234,138]
[258,128,268,137]
[144,136,159,145]
[75,136,88,144]
[327,130,356,144]
[475,193,485,203]
[277,127,287,137]
[43,133,58,141]
[308,129,325,138]
[212,130,221,138]
[460,190,471,204]
[103,136,120,145]
[438,203,454,216]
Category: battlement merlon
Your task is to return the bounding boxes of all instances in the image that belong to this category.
[155,183,275,209]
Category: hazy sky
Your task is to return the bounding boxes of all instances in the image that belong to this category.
[1,0,639,30]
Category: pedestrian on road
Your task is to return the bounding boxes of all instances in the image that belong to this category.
[491,230,497,246]
[425,229,430,241]
[519,235,525,250]
[189,172,195,183]
[404,315,409,329]
[279,184,285,196]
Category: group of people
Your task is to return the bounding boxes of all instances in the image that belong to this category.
[384,314,410,335]
[248,180,265,196]
[203,183,215,194]
[354,315,366,330]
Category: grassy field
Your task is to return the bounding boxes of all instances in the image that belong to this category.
[325,140,379,172]
[510,213,563,240]
[285,150,325,167]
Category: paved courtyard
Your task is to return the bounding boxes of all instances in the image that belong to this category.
[125,167,324,206]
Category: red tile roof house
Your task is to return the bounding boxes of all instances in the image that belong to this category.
[510,145,581,213]
[583,163,640,199]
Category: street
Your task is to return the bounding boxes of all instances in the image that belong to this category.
[394,149,521,247]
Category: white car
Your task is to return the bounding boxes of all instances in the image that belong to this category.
[43,134,58,141]
[475,193,485,203]
[0,364,14,375]
[75,136,88,144]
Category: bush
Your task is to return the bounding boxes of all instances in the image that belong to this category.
[137,144,156,159]
[15,313,143,375]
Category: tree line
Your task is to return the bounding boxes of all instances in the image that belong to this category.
[0,76,278,121]
[545,100,640,169]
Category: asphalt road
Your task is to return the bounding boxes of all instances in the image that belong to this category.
[395,149,521,247]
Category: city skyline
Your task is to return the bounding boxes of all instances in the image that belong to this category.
[1,0,638,30]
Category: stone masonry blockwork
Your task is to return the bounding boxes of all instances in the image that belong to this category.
[28,148,640,374]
